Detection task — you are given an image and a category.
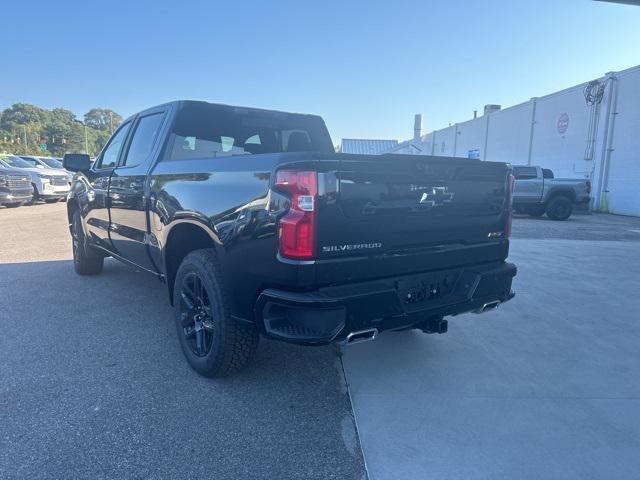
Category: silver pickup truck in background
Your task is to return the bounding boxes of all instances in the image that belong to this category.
[512,166,591,221]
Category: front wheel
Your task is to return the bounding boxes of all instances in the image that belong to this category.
[44,198,61,204]
[71,210,104,275]
[545,196,573,221]
[4,202,23,208]
[173,249,259,377]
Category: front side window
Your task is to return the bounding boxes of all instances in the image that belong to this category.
[122,113,165,167]
[96,123,131,169]
[164,103,333,161]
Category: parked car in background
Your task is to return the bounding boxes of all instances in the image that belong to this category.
[0,154,70,204]
[20,155,73,179]
[21,156,73,200]
[0,162,33,208]
[512,166,591,221]
[63,100,517,377]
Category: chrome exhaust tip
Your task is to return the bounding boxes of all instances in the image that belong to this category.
[345,328,378,345]
[473,300,501,314]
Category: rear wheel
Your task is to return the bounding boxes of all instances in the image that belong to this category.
[71,210,104,275]
[173,249,259,377]
[545,196,573,221]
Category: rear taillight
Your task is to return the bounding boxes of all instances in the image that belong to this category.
[505,174,514,239]
[275,170,317,260]
[586,180,592,194]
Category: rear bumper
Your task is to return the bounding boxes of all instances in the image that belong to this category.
[255,261,517,345]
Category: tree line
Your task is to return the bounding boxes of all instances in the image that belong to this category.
[0,103,123,157]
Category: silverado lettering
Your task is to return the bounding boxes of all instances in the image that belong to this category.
[322,243,383,252]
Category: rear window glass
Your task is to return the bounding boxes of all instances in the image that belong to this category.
[513,167,537,180]
[164,103,333,160]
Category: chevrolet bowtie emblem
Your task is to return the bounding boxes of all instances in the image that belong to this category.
[419,187,455,206]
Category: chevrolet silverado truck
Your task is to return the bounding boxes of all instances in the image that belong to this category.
[0,163,33,207]
[63,101,517,377]
[512,165,591,220]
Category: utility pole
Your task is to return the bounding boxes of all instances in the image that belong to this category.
[23,125,28,154]
[84,123,89,155]
[109,111,113,133]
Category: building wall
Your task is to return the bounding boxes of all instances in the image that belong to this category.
[389,65,640,216]
[604,67,640,216]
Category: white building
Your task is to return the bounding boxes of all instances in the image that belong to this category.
[389,65,640,216]
[341,138,398,155]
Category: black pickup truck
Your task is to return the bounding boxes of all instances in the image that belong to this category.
[63,101,516,377]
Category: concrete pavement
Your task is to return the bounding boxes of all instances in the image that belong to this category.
[342,238,640,480]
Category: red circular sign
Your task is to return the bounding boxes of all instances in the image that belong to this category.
[557,113,569,134]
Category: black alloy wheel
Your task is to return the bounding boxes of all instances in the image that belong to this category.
[179,272,215,357]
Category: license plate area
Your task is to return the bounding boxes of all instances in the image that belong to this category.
[396,268,478,313]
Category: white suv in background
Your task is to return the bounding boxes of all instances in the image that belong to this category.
[0,155,70,204]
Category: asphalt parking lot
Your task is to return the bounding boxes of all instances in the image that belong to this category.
[2,204,640,479]
[0,202,365,480]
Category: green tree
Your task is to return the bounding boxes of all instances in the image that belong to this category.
[84,108,123,132]
[0,103,122,157]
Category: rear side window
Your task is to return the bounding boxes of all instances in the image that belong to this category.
[164,103,333,161]
[513,167,537,180]
[542,168,554,179]
[122,113,165,167]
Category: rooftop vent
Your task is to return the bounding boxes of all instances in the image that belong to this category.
[484,104,502,115]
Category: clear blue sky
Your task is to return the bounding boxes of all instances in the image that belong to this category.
[1,0,639,143]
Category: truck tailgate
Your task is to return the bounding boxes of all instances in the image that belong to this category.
[315,154,511,284]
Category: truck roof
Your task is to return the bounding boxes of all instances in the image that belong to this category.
[130,100,324,123]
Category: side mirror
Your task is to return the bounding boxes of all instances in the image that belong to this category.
[63,153,91,172]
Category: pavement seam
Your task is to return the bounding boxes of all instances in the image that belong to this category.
[339,350,371,480]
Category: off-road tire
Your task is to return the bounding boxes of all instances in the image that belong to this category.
[173,249,259,377]
[71,210,104,275]
[545,196,573,221]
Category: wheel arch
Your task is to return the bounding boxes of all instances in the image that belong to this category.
[545,188,576,204]
[162,220,222,305]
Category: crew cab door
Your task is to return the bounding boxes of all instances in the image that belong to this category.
[83,121,132,250]
[512,166,543,202]
[108,108,168,272]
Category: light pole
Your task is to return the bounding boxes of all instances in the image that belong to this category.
[74,120,90,155]
[23,125,28,154]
